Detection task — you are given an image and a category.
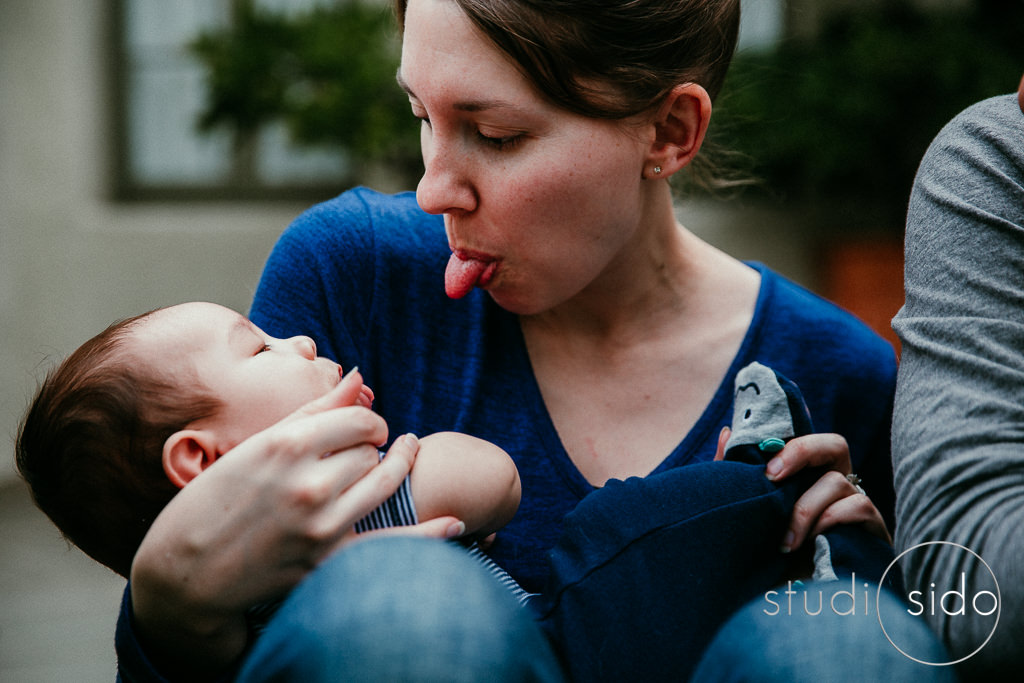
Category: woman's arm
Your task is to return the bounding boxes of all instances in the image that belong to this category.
[410,432,521,539]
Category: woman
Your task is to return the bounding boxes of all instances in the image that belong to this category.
[119,1,915,680]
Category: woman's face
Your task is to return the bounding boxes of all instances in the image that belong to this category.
[399,0,656,315]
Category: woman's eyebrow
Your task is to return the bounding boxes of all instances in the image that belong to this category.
[396,68,517,113]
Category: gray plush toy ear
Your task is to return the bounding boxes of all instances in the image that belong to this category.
[723,361,796,453]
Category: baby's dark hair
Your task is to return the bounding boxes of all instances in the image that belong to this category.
[15,310,222,577]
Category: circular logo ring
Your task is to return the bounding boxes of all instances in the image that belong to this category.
[877,541,1000,666]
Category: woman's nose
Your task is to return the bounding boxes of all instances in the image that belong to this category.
[416,131,477,216]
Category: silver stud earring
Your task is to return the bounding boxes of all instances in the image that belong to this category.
[653,166,662,175]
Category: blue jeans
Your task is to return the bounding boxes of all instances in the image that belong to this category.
[237,465,949,682]
[691,580,957,682]
[237,536,565,682]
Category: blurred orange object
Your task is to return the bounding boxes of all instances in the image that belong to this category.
[822,239,905,357]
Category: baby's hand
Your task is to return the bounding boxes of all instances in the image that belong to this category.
[357,379,374,409]
[334,365,375,409]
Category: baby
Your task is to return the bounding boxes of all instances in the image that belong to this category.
[16,302,521,580]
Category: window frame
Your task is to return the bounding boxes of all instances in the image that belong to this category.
[108,0,353,202]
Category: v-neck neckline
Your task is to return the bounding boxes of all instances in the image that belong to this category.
[508,262,774,495]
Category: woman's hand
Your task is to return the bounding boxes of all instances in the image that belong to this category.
[764,433,891,552]
[129,370,461,675]
[716,428,891,553]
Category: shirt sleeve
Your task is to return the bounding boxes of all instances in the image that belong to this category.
[892,93,1024,675]
[115,587,239,683]
[353,453,419,532]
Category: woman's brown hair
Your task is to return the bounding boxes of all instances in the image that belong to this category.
[394,0,742,190]
[394,0,740,117]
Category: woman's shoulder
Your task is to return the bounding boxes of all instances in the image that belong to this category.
[281,186,445,251]
[755,265,870,329]
[252,188,448,338]
[753,265,896,381]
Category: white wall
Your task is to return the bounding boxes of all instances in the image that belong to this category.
[0,1,315,485]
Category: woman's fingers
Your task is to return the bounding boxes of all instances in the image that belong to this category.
[285,443,383,512]
[264,432,422,561]
[360,516,467,542]
[238,404,389,465]
[764,432,851,482]
[781,470,890,552]
[808,492,891,545]
[306,405,389,455]
[279,368,371,424]
[716,430,882,552]
[713,426,730,461]
[321,433,424,554]
[760,432,891,551]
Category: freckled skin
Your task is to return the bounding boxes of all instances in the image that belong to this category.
[401,0,656,316]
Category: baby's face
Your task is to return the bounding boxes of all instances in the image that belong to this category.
[131,302,358,451]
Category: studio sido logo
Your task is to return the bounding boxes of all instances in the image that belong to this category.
[878,541,1001,666]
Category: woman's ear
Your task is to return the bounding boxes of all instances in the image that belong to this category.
[644,83,712,178]
[163,430,220,489]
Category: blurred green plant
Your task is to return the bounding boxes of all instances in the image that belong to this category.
[709,0,1022,225]
[191,0,421,187]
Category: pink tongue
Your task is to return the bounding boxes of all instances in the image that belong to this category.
[445,254,489,299]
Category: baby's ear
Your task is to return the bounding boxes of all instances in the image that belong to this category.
[163,430,219,489]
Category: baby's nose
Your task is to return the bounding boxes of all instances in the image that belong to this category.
[290,335,317,359]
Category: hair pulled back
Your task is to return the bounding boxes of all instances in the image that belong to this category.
[394,0,741,119]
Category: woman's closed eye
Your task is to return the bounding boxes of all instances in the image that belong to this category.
[477,130,524,151]
[410,103,524,151]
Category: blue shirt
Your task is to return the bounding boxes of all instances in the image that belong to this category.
[249,187,898,593]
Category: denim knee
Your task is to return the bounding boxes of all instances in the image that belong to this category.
[238,536,564,683]
[690,581,956,682]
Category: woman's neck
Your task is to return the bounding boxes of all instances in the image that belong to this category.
[518,214,761,484]
[521,215,721,347]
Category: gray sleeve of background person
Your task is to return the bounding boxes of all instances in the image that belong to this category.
[892,93,1024,675]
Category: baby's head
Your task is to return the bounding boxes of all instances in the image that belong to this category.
[17,302,354,577]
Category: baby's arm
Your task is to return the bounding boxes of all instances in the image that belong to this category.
[408,432,521,539]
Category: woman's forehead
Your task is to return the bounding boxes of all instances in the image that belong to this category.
[399,0,531,102]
